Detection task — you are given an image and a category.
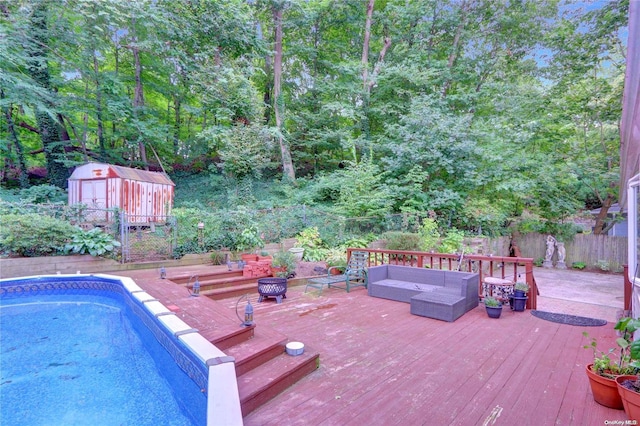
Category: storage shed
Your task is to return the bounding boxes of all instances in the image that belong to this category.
[68,162,174,223]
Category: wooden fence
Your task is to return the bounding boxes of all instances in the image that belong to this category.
[370,233,627,272]
[516,233,627,272]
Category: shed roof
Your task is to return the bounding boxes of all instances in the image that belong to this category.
[68,162,174,186]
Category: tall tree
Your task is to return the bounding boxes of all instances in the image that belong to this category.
[25,1,70,188]
[271,1,295,181]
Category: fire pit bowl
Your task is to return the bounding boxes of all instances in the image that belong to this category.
[257,278,287,304]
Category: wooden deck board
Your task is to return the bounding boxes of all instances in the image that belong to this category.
[237,284,629,425]
[118,265,630,425]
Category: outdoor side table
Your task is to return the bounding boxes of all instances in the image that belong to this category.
[483,277,514,305]
[305,275,350,295]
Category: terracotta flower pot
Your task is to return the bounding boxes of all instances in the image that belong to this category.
[241,253,258,262]
[585,364,624,409]
[271,266,286,277]
[616,375,640,419]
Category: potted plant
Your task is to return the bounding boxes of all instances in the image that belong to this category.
[484,297,502,319]
[257,250,273,262]
[615,324,640,419]
[290,227,323,261]
[271,251,297,279]
[510,282,529,312]
[583,317,640,409]
[514,282,529,297]
[325,247,347,275]
[235,226,263,262]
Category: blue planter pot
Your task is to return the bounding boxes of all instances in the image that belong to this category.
[511,296,527,312]
[486,305,503,318]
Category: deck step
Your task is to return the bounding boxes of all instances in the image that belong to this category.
[169,270,243,285]
[198,274,270,289]
[112,266,320,417]
[237,346,320,416]
[203,283,262,300]
[204,324,256,351]
[225,328,289,376]
[177,274,273,295]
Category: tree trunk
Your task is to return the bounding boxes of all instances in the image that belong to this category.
[263,53,273,125]
[272,5,295,181]
[27,2,69,188]
[2,97,29,188]
[361,0,374,92]
[173,94,181,155]
[359,0,375,157]
[593,193,616,234]
[93,50,106,161]
[130,19,148,170]
[442,0,469,97]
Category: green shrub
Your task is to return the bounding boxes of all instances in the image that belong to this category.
[341,236,371,249]
[418,218,440,252]
[272,251,297,278]
[210,251,227,265]
[295,227,327,261]
[65,228,121,257]
[572,261,586,270]
[18,184,67,204]
[439,229,465,254]
[382,232,421,251]
[0,213,78,257]
[534,257,544,267]
[173,241,203,259]
[234,226,264,253]
[324,247,347,268]
[595,260,610,272]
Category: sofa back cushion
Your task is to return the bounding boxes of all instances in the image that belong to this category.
[387,265,445,285]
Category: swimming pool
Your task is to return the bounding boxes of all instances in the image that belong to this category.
[0,274,242,426]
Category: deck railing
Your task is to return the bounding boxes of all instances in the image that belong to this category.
[347,248,537,309]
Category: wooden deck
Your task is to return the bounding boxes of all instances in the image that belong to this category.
[120,265,629,425]
[229,287,628,426]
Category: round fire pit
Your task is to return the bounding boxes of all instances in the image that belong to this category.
[257,278,287,304]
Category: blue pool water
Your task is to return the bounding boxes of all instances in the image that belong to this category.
[0,277,207,426]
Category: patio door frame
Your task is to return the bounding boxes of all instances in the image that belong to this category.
[627,173,640,319]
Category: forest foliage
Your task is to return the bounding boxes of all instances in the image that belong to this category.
[0,0,629,237]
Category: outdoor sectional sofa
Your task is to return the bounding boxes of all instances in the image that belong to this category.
[367,264,479,322]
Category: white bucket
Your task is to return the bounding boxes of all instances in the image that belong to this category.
[285,341,305,356]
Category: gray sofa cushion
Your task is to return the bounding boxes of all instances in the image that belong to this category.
[367,264,479,320]
[368,279,442,303]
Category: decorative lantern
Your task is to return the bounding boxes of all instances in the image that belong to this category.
[244,300,254,327]
[191,276,200,297]
[160,266,166,279]
[197,222,205,248]
[235,294,255,327]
